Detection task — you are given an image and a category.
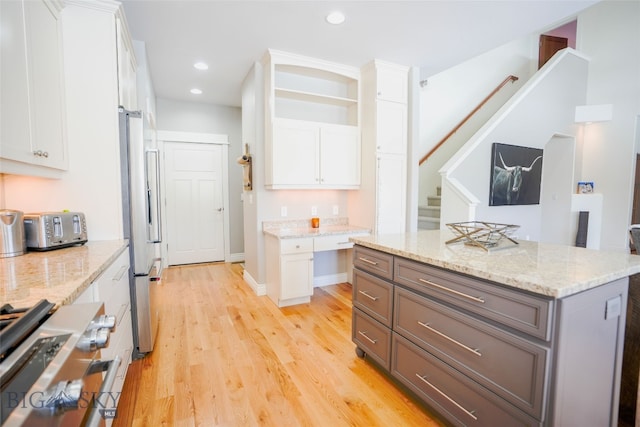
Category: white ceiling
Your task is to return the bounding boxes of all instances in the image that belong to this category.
[120,0,599,108]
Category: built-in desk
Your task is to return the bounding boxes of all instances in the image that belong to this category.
[263,218,369,307]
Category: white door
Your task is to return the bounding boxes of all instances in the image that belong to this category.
[164,142,225,265]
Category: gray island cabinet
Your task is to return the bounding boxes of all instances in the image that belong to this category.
[350,231,640,427]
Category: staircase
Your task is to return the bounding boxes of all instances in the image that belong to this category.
[418,186,441,230]
[417,75,520,232]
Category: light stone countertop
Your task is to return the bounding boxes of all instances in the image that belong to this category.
[350,230,640,298]
[0,240,128,309]
[263,217,370,239]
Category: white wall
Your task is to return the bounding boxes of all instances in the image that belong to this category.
[155,98,244,256]
[418,37,536,205]
[426,0,639,251]
[440,49,588,242]
[577,0,640,252]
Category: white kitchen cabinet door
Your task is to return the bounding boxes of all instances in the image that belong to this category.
[280,252,314,300]
[376,100,407,155]
[376,153,406,234]
[272,119,319,186]
[116,17,137,110]
[320,124,360,186]
[0,0,67,171]
[0,0,32,164]
[375,65,408,104]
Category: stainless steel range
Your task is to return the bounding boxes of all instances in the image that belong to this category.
[0,300,121,427]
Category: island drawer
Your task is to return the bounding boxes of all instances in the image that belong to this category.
[353,269,393,327]
[352,308,391,370]
[353,245,393,280]
[394,286,548,419]
[391,333,542,427]
[394,257,553,340]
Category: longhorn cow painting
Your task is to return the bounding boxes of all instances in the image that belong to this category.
[489,143,543,206]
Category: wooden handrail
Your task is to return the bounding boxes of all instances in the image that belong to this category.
[418,75,519,165]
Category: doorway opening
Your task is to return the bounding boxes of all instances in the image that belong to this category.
[539,20,576,69]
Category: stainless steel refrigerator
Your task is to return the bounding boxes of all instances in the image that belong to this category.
[118,107,162,359]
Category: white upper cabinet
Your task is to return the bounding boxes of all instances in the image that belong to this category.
[376,100,407,155]
[375,65,409,104]
[264,50,361,189]
[348,60,409,235]
[116,17,137,111]
[1,0,68,175]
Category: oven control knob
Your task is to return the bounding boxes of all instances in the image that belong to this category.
[77,328,111,352]
[37,379,83,414]
[88,314,117,331]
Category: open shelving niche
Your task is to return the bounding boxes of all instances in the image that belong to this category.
[264,50,361,189]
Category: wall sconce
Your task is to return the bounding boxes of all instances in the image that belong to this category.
[575,104,613,124]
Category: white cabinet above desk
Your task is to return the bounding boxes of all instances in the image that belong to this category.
[263,219,369,308]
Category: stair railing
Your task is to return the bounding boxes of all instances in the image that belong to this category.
[418,75,519,166]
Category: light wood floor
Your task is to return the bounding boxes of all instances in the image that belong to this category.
[113,262,444,427]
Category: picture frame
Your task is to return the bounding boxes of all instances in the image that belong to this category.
[577,181,594,194]
[489,143,543,206]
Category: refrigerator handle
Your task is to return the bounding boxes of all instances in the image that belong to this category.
[146,149,162,244]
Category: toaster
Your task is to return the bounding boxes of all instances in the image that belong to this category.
[23,212,88,250]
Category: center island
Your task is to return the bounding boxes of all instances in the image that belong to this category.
[349,230,640,427]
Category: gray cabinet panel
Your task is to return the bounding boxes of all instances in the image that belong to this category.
[353,245,394,280]
[394,286,548,419]
[394,257,553,340]
[549,278,628,427]
[353,269,394,327]
[352,307,391,370]
[392,333,542,427]
[351,244,630,427]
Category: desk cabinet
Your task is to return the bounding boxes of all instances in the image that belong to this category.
[265,231,368,307]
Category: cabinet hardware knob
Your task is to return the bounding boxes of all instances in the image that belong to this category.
[42,151,49,158]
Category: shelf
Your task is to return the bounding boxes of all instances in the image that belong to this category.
[275,87,357,107]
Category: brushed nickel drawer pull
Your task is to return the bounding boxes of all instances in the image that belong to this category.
[415,374,478,421]
[113,265,128,281]
[358,257,378,266]
[418,278,485,303]
[358,331,377,345]
[358,290,379,301]
[418,321,482,357]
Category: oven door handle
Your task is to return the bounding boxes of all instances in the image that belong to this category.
[85,355,122,427]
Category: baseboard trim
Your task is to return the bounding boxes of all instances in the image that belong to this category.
[243,269,266,296]
[314,273,348,287]
[227,252,245,263]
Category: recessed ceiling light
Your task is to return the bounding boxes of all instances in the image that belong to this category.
[193,62,209,70]
[190,88,203,95]
[326,11,345,25]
